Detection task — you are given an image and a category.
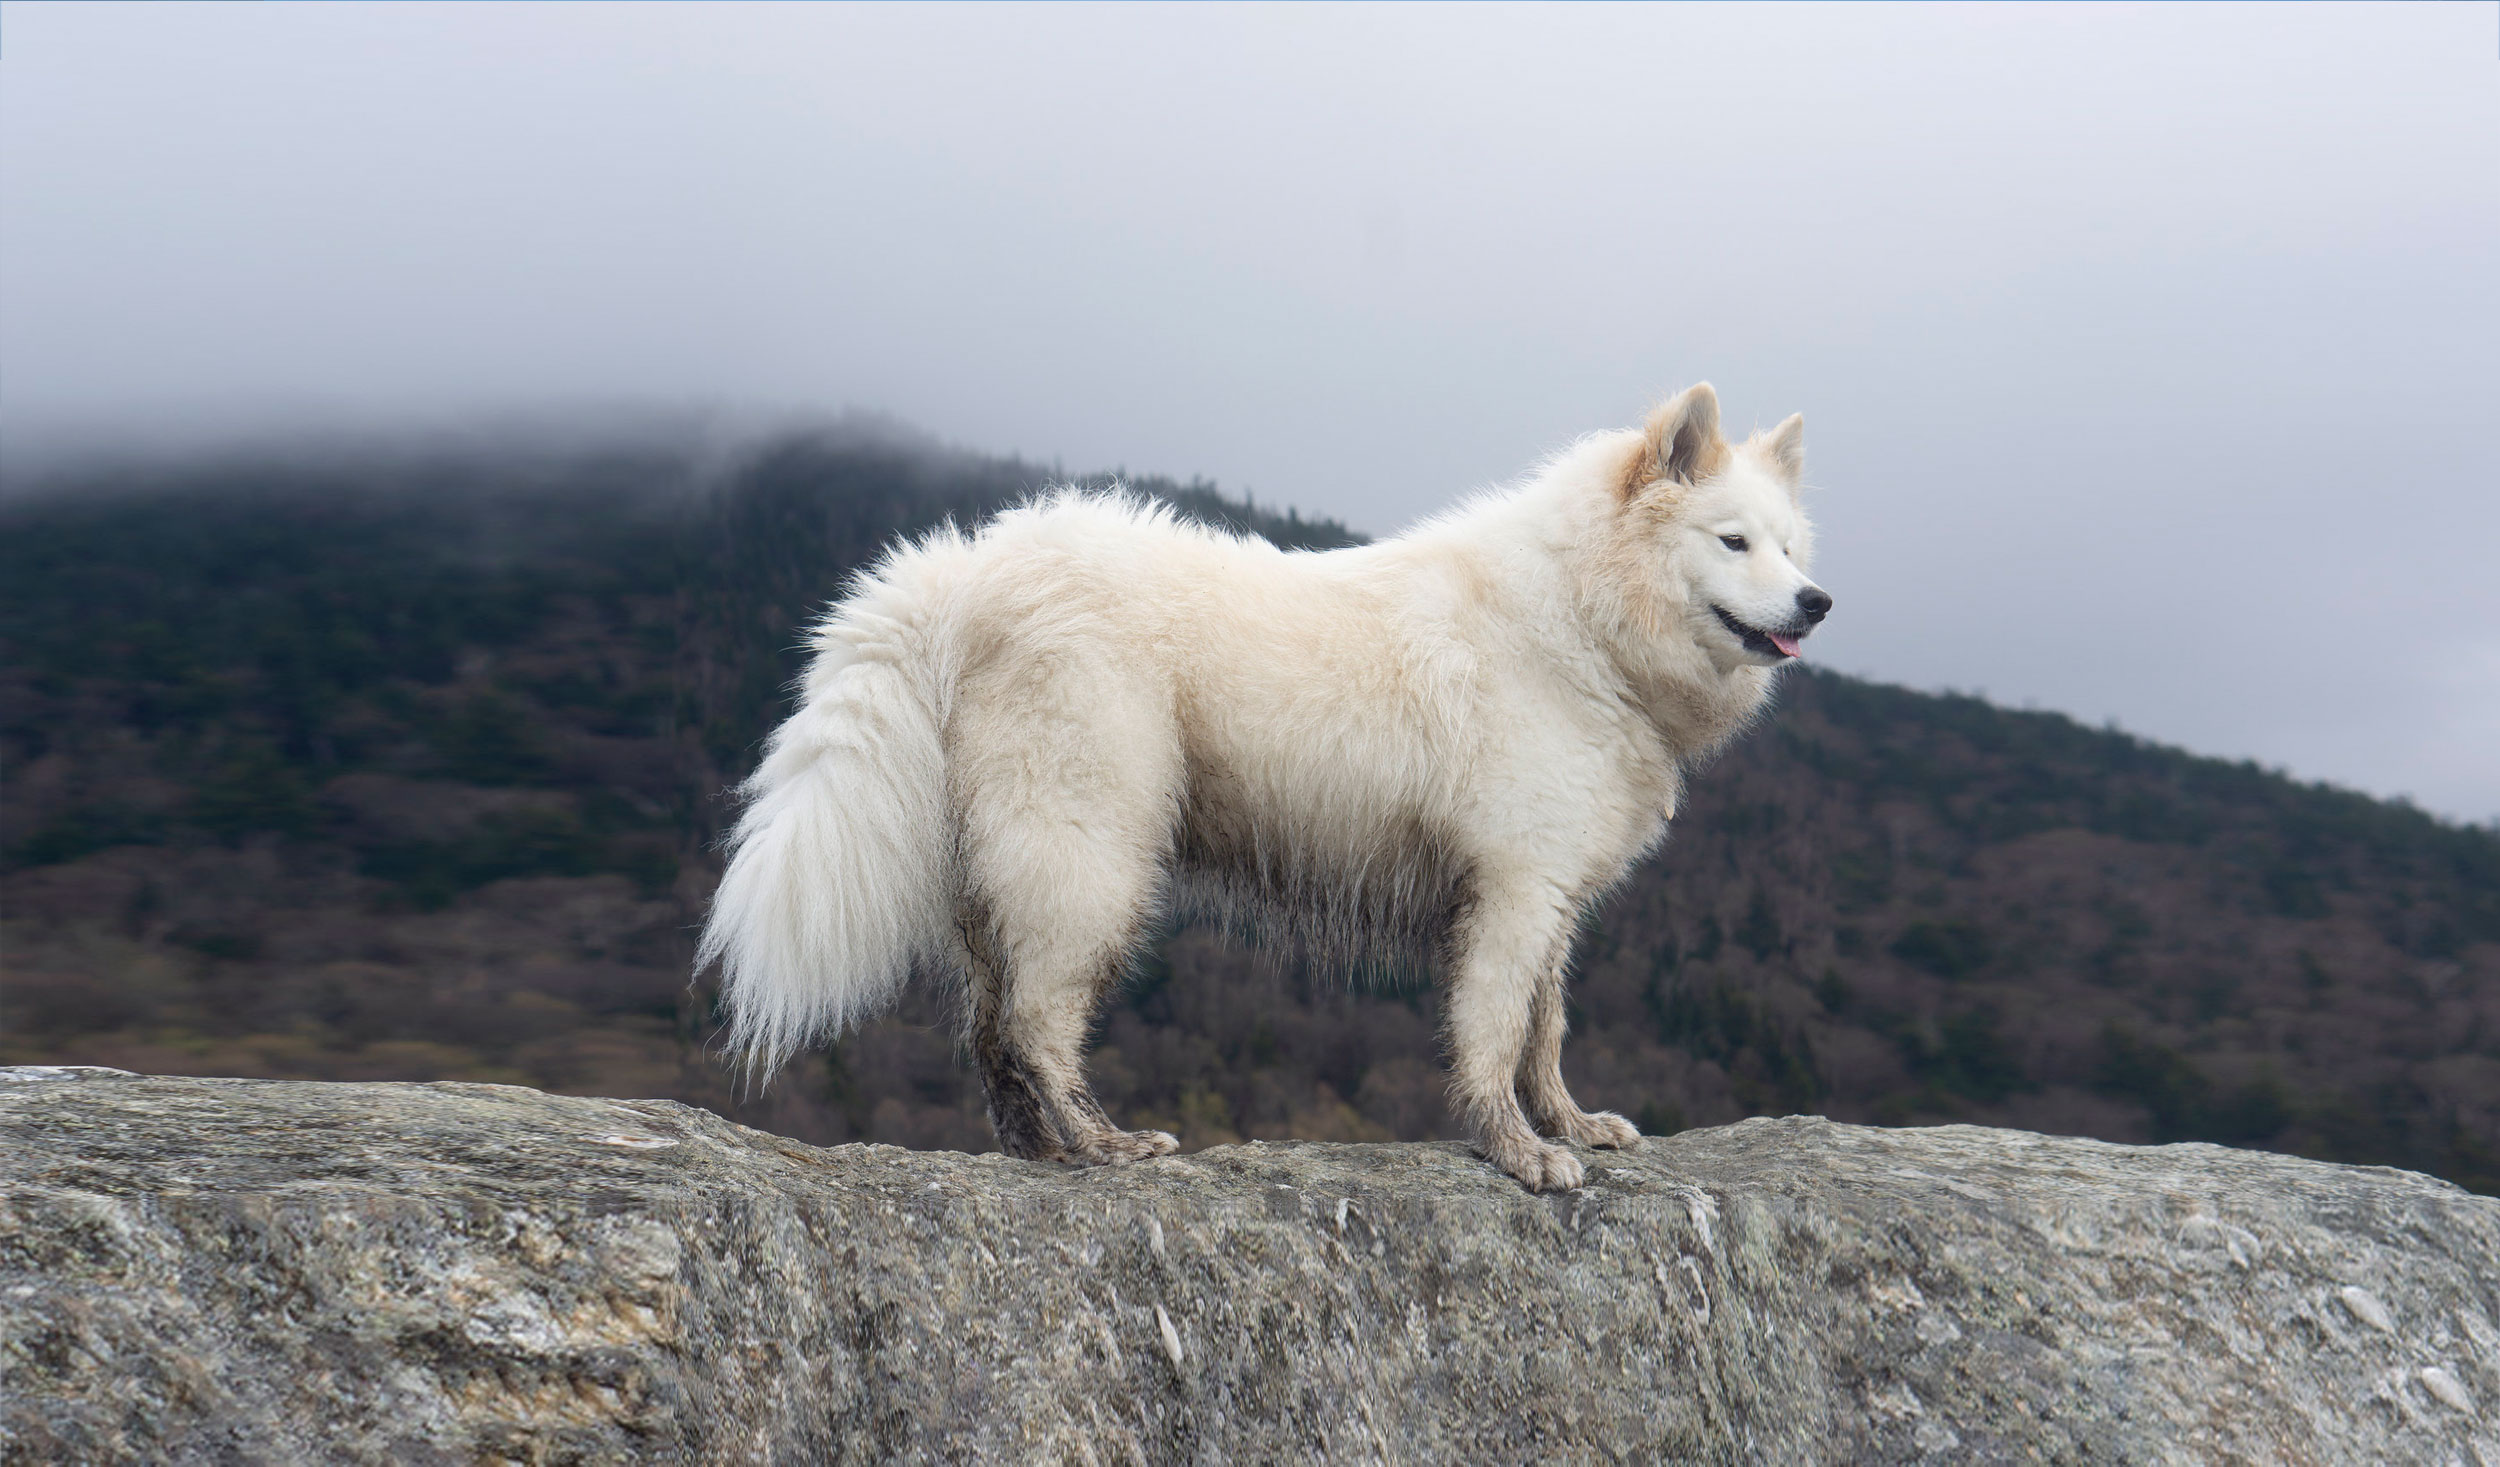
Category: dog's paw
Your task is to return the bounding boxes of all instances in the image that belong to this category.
[1068,1128,1181,1165]
[1487,1135,1585,1192]
[1533,1104,1641,1150]
[1527,1144,1585,1192]
[1564,1109,1641,1149]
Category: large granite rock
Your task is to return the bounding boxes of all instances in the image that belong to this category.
[2,1067,2494,1463]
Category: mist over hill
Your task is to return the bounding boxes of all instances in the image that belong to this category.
[2,428,2493,1194]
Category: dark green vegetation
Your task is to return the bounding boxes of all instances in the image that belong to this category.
[4,428,2494,1192]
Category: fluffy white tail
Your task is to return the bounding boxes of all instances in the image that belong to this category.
[694,612,955,1081]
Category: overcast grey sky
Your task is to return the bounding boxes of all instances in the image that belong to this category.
[4,3,2495,820]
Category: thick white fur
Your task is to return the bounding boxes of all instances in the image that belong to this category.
[696,384,1828,1190]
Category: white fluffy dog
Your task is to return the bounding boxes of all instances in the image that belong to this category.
[697,384,1829,1190]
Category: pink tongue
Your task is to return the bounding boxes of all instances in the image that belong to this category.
[1770,632,1802,658]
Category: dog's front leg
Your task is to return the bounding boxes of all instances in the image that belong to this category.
[1444,885,1586,1191]
[1519,965,1641,1149]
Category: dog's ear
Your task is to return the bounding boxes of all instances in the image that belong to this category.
[1760,412,1805,491]
[1625,382,1726,498]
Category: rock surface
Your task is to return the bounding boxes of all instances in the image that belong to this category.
[2,1068,2496,1464]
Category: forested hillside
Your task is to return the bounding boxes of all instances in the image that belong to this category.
[4,428,2494,1193]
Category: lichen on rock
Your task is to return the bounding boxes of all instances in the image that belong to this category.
[4,1067,2495,1463]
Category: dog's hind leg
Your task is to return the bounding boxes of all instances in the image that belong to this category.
[1443,879,1588,1192]
[959,864,1178,1164]
[1519,963,1641,1150]
[958,843,1180,1165]
[954,910,1070,1162]
[996,931,1177,1165]
[951,679,1181,1167]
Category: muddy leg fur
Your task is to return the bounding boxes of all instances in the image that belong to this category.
[961,920,1069,1161]
[973,1008,1072,1161]
[1519,964,1641,1150]
[961,910,1176,1165]
[1005,947,1178,1164]
[1443,883,1589,1191]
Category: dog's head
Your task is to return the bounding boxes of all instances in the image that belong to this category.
[1614,382,1830,671]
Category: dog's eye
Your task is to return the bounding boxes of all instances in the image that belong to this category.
[1718,534,1748,552]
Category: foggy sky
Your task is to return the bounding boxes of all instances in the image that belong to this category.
[4,3,2495,820]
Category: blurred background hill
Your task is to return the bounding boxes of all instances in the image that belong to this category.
[3,434,2494,1194]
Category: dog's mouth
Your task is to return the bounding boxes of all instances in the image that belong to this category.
[1711,605,1806,660]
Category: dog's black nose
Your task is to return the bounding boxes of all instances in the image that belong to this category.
[1795,586,1833,621]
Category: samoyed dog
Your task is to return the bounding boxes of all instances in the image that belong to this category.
[697,383,1829,1190]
